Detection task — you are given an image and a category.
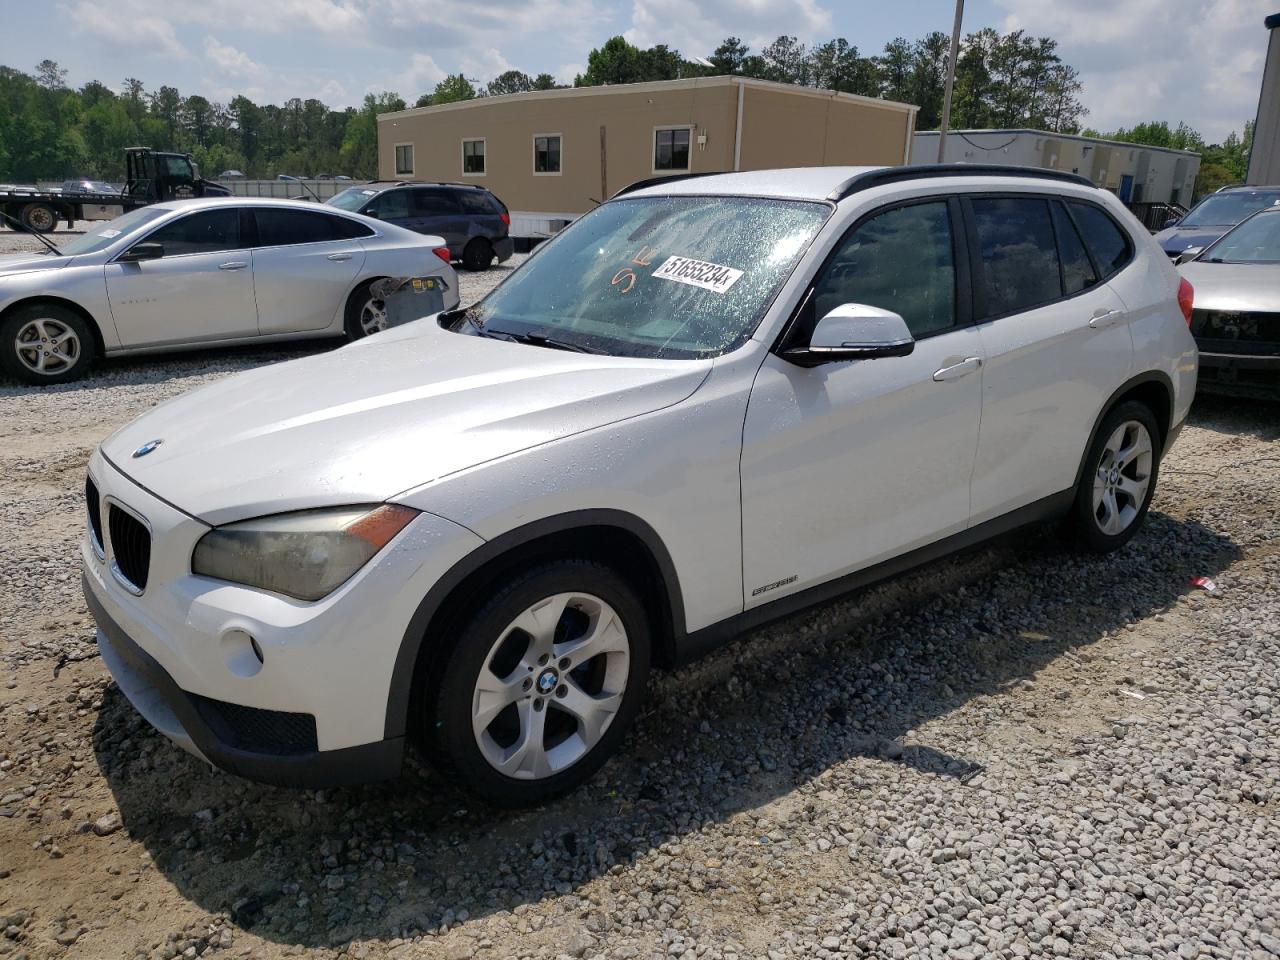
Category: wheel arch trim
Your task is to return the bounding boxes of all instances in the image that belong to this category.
[382,508,685,740]
[1072,369,1175,492]
[1,294,110,357]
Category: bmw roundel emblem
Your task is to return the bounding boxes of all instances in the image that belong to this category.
[536,669,559,694]
[132,439,164,458]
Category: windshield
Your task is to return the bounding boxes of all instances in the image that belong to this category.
[1182,190,1280,228]
[454,195,829,359]
[58,207,169,256]
[328,187,375,211]
[1201,210,1280,263]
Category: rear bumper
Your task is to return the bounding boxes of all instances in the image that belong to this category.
[86,574,404,788]
[1197,350,1280,399]
[494,236,515,263]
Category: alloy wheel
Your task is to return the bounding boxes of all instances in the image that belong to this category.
[471,592,630,780]
[359,297,388,335]
[1091,420,1153,536]
[14,317,80,376]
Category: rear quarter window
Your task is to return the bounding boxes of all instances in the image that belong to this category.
[1067,201,1133,278]
[457,190,499,215]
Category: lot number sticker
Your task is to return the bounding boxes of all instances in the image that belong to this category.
[652,255,743,294]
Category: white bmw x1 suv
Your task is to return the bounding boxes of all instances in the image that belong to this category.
[83,165,1198,806]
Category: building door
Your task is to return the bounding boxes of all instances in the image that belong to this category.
[1118,174,1134,203]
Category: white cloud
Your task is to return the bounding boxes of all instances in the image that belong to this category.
[66,0,187,58]
[996,0,1267,142]
[203,36,267,79]
[624,0,833,57]
[461,47,516,84]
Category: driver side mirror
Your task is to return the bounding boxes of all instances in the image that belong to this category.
[1175,247,1202,265]
[363,208,380,219]
[784,303,915,367]
[119,242,164,262]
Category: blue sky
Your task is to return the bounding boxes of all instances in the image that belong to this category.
[1,0,1270,142]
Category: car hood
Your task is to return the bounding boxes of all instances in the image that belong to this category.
[1155,226,1226,254]
[0,252,70,277]
[101,319,713,525]
[1178,261,1280,311]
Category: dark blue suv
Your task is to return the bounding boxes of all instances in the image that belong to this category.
[328,182,514,270]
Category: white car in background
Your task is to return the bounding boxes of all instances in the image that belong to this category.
[0,198,458,384]
[83,165,1197,806]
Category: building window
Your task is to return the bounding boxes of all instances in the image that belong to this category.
[462,139,486,176]
[394,143,414,177]
[534,134,562,175]
[654,127,691,172]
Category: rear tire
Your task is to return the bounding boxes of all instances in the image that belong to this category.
[1069,400,1161,552]
[423,559,651,807]
[0,303,95,385]
[343,280,387,340]
[20,203,58,234]
[461,238,494,272]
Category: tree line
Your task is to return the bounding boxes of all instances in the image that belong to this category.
[0,30,1248,192]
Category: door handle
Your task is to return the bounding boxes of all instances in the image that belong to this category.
[933,356,982,382]
[326,252,354,262]
[1088,308,1124,329]
[218,261,248,271]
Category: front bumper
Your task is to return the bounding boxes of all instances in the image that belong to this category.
[87,574,404,787]
[1197,350,1280,399]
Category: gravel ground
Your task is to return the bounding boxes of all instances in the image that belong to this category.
[1,224,1278,960]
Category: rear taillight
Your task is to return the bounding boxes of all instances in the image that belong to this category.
[1177,277,1194,326]
[500,211,510,227]
[432,246,451,264]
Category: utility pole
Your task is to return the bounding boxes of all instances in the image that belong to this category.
[936,0,965,164]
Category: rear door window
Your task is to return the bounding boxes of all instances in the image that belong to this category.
[253,208,349,246]
[1066,202,1132,277]
[970,197,1062,317]
[146,208,241,256]
[412,190,460,217]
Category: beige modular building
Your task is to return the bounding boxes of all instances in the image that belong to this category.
[377,76,918,238]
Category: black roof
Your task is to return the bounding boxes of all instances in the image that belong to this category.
[827,163,1095,201]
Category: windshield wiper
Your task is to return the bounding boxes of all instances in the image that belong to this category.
[485,327,604,354]
[0,209,62,255]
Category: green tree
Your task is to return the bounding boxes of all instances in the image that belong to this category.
[532,73,559,90]
[432,74,476,105]
[761,36,810,84]
[576,36,644,86]
[709,37,749,74]
[339,91,405,178]
[810,38,877,96]
[485,70,533,96]
[35,59,67,90]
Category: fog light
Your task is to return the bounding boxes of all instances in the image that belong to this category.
[221,628,264,678]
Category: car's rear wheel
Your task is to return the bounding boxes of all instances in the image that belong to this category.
[343,280,387,340]
[425,559,650,806]
[1070,400,1161,552]
[461,238,494,272]
[20,203,58,233]
[0,304,95,385]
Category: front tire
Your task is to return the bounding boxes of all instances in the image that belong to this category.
[425,559,651,807]
[1069,400,1161,552]
[0,304,95,385]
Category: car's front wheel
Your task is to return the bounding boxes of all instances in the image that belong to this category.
[0,303,95,385]
[1070,400,1161,552]
[426,559,651,806]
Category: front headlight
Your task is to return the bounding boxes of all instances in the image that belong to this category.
[191,504,418,601]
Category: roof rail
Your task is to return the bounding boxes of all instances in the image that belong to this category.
[829,164,1096,201]
[611,171,724,199]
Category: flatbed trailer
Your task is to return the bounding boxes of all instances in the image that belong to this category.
[0,147,229,233]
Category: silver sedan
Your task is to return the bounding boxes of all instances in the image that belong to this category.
[1178,205,1280,399]
[0,198,459,384]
